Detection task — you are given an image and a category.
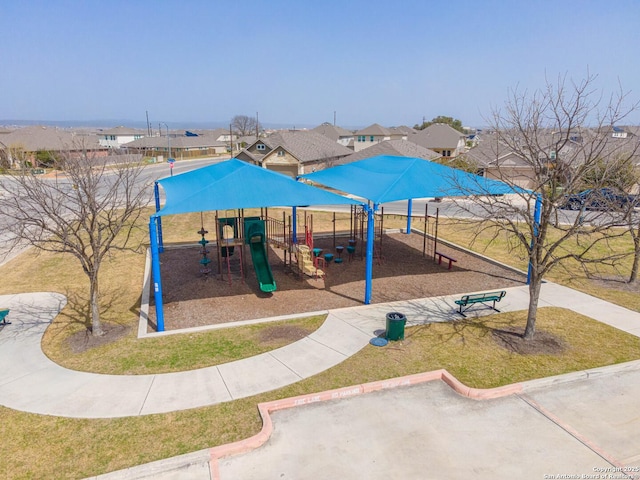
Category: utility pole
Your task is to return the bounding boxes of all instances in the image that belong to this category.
[256,111,259,138]
[146,110,151,136]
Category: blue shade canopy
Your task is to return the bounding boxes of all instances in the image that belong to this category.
[154,159,361,217]
[302,155,524,204]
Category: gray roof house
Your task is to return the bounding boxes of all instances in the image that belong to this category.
[98,126,146,149]
[123,134,228,160]
[463,135,537,189]
[335,139,440,165]
[235,130,353,177]
[0,125,105,167]
[311,123,354,147]
[407,123,467,159]
[352,123,409,152]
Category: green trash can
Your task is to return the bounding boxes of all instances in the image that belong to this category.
[385,312,406,341]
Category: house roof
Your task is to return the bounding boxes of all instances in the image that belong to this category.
[0,125,103,152]
[123,135,226,149]
[243,130,353,164]
[392,125,417,135]
[463,136,520,167]
[335,139,439,165]
[302,155,522,204]
[311,123,354,141]
[407,123,466,149]
[355,123,391,136]
[99,126,145,136]
[153,158,361,217]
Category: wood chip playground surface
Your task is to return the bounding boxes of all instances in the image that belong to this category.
[148,232,526,332]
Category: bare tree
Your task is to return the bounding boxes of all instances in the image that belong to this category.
[452,73,639,339]
[623,202,640,283]
[0,147,152,336]
[231,114,261,137]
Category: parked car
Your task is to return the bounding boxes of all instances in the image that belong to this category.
[559,188,639,211]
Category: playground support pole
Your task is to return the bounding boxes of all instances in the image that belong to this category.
[527,194,542,285]
[406,199,412,234]
[149,217,165,332]
[154,182,164,253]
[364,203,376,305]
[292,206,298,244]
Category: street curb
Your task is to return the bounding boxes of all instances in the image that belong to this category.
[520,358,640,392]
[209,360,640,478]
[208,369,524,479]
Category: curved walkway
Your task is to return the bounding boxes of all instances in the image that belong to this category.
[1,283,640,419]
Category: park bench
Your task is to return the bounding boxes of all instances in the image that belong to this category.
[454,291,506,317]
[435,251,457,270]
[0,308,10,325]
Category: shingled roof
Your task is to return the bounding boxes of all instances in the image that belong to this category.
[260,130,353,163]
[335,139,439,165]
[311,123,354,141]
[0,125,103,151]
[99,126,145,136]
[408,123,466,149]
[355,123,391,136]
[123,135,225,149]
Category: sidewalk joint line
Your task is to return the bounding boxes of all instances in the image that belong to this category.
[517,393,626,471]
[138,375,156,416]
[217,366,233,400]
[268,352,303,380]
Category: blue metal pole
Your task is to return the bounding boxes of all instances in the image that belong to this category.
[527,194,542,285]
[406,199,413,234]
[149,217,165,332]
[292,206,298,244]
[154,182,164,253]
[364,203,376,304]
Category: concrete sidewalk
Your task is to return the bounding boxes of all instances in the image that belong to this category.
[1,283,640,419]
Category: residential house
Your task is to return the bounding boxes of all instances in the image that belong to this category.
[204,128,237,143]
[311,123,354,147]
[0,125,105,167]
[463,136,537,189]
[98,126,145,148]
[353,123,393,152]
[463,127,640,192]
[407,123,467,159]
[123,134,228,160]
[235,130,353,177]
[335,139,439,165]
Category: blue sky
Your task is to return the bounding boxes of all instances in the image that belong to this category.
[2,0,640,129]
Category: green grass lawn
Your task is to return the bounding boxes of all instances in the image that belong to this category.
[0,209,639,478]
[1,307,639,479]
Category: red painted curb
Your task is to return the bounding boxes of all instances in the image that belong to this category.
[208,369,524,479]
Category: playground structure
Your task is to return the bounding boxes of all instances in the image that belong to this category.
[198,209,329,292]
[214,212,245,286]
[244,217,276,293]
[421,204,440,261]
[197,205,440,292]
[197,225,212,276]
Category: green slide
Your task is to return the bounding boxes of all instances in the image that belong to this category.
[249,235,277,293]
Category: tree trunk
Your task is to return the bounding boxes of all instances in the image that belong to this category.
[90,271,103,336]
[630,226,640,283]
[524,275,543,340]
